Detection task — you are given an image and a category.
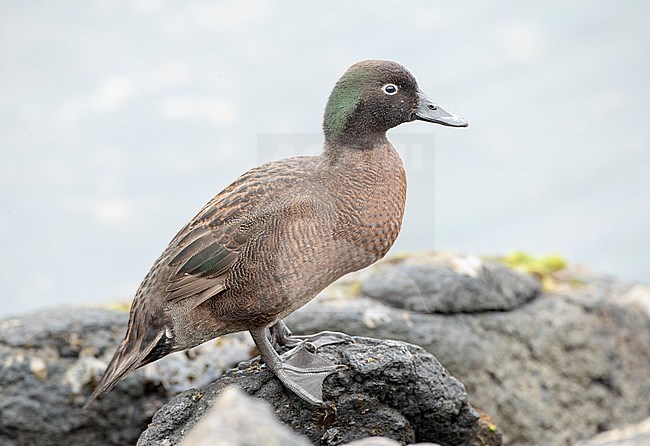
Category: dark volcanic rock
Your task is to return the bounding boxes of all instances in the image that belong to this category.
[0,307,163,446]
[138,337,481,446]
[286,255,650,446]
[0,306,254,446]
[361,255,539,313]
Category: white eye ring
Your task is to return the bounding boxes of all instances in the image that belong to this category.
[382,84,398,95]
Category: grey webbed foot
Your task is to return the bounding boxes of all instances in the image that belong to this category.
[251,328,345,406]
[270,320,354,350]
[280,342,345,403]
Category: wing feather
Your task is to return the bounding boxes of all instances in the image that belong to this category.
[164,210,243,305]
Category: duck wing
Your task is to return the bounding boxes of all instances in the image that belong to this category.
[163,160,314,309]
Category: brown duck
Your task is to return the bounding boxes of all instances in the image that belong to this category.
[85,60,467,408]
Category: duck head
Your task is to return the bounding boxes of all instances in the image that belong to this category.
[323,60,468,145]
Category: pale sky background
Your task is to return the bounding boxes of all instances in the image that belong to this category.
[1,1,648,317]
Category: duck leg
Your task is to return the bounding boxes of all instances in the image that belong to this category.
[250,327,344,406]
[269,320,354,350]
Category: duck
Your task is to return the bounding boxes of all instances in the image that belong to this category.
[85,60,468,408]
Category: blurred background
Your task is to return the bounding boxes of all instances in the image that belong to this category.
[1,1,648,317]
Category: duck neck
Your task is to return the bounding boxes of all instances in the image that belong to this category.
[321,133,396,169]
[322,132,388,160]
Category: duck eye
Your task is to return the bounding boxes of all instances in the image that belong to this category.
[382,84,398,95]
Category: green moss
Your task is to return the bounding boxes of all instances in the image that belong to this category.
[501,251,567,276]
[499,251,571,291]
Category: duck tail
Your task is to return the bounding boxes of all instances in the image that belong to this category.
[83,329,166,409]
